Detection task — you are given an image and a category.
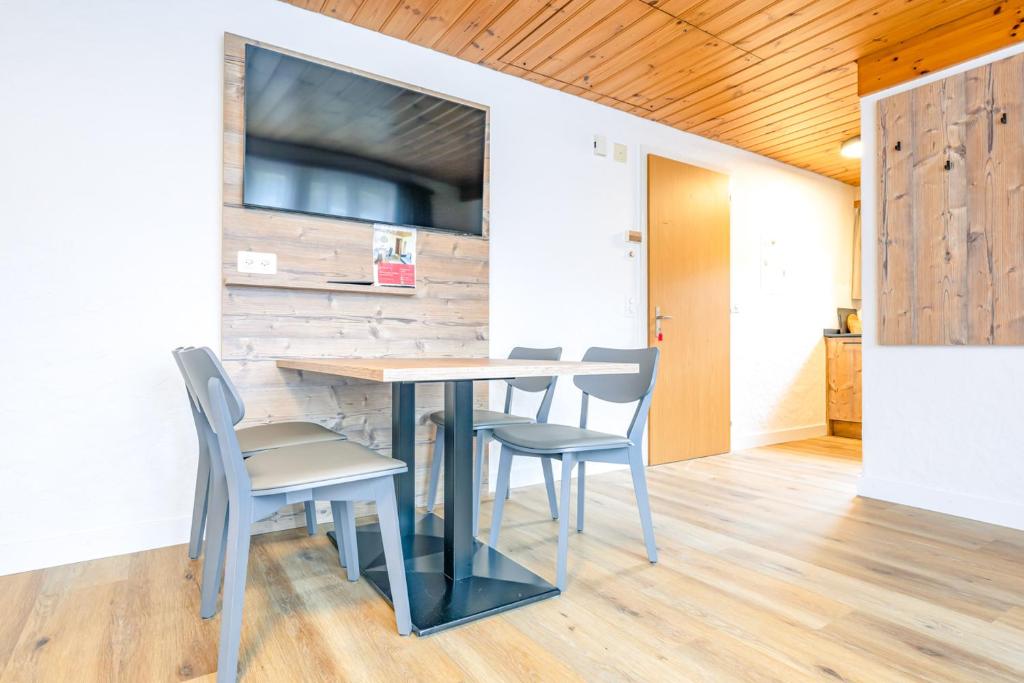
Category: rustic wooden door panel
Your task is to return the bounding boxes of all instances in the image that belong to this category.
[878,52,1024,345]
[647,155,730,464]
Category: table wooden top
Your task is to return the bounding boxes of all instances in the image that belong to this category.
[275,357,639,383]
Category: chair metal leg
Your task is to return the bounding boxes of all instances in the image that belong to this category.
[188,449,211,560]
[556,454,575,591]
[576,461,586,533]
[217,499,252,683]
[627,447,658,563]
[303,501,318,535]
[374,480,412,635]
[472,429,489,536]
[488,445,514,547]
[541,457,558,519]
[200,478,229,619]
[426,425,444,513]
[330,500,359,581]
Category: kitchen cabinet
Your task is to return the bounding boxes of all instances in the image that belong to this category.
[826,336,861,439]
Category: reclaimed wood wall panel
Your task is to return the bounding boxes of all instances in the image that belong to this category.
[221,34,490,532]
[877,90,914,344]
[878,52,1024,345]
[222,206,373,286]
[989,54,1024,342]
[965,62,997,343]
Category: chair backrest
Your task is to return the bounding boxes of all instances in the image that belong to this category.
[172,346,205,441]
[177,347,252,499]
[573,346,660,443]
[504,346,562,422]
[175,346,246,428]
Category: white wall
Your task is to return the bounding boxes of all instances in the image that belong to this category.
[859,43,1024,531]
[0,0,854,575]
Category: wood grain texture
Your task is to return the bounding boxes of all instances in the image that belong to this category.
[878,51,1024,345]
[276,357,639,383]
[4,438,1024,682]
[221,205,381,293]
[878,91,914,343]
[858,1,1024,96]
[825,337,862,432]
[989,53,1024,342]
[281,0,1024,186]
[647,155,730,464]
[221,34,490,533]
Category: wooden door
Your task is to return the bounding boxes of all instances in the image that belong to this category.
[647,155,730,464]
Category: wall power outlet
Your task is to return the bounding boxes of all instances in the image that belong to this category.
[237,250,277,274]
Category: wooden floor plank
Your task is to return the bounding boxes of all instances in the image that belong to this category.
[1,437,1023,682]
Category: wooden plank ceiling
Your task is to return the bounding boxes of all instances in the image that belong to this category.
[284,0,1017,186]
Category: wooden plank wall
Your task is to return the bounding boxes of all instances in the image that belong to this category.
[221,34,490,532]
[877,51,1024,345]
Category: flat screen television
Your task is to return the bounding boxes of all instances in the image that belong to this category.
[242,45,486,236]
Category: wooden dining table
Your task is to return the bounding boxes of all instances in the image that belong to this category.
[276,356,638,635]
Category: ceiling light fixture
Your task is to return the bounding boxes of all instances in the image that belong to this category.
[840,135,862,159]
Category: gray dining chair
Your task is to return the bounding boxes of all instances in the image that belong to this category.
[173,348,342,562]
[488,347,660,590]
[174,348,358,617]
[178,347,410,683]
[425,346,562,535]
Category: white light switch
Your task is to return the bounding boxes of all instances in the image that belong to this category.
[593,134,607,157]
[237,250,277,274]
[613,142,627,163]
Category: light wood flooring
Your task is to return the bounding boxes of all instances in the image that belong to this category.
[2,437,1023,682]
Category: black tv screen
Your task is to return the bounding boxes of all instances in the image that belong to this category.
[242,45,486,236]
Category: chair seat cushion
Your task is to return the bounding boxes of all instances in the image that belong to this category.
[245,440,406,492]
[236,422,343,454]
[428,409,534,430]
[493,423,630,453]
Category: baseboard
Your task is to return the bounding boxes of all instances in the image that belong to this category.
[732,424,828,451]
[0,515,192,577]
[857,476,1024,531]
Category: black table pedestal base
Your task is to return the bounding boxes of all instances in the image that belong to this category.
[327,513,559,635]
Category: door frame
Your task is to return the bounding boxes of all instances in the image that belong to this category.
[634,147,732,465]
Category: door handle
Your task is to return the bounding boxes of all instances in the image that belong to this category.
[654,306,672,339]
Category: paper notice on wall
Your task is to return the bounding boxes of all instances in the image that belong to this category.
[372,224,417,287]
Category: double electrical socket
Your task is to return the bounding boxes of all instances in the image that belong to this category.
[237,250,277,275]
